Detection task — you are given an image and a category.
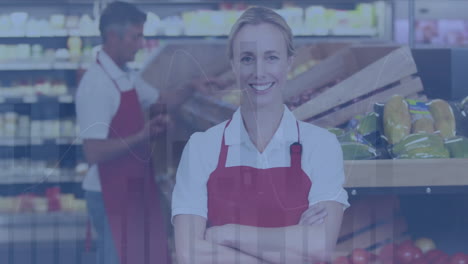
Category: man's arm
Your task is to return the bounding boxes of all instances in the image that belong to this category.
[174,214,268,264]
[83,115,166,165]
[156,75,226,111]
[206,201,344,264]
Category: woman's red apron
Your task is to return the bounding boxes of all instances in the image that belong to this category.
[207,120,312,227]
[96,57,170,264]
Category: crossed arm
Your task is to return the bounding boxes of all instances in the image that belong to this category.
[174,201,344,264]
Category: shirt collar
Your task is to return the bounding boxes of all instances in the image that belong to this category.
[224,105,299,146]
[97,50,127,80]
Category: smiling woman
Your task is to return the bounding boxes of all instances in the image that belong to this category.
[172,6,350,264]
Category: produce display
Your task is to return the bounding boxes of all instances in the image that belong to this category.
[332,238,468,264]
[330,94,468,160]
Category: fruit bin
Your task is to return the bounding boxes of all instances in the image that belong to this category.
[333,193,468,264]
[289,45,424,128]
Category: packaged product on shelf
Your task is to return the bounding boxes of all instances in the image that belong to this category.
[30,120,42,138]
[144,12,161,36]
[78,14,97,36]
[276,7,303,35]
[32,197,48,213]
[449,97,468,137]
[67,36,82,60]
[66,15,80,33]
[55,48,70,61]
[25,18,42,37]
[0,45,6,61]
[31,44,43,60]
[444,136,468,158]
[16,44,31,60]
[383,95,411,144]
[161,16,184,36]
[49,14,65,29]
[352,112,380,137]
[17,115,30,138]
[341,142,378,160]
[0,197,17,213]
[10,12,28,31]
[60,119,76,138]
[390,133,450,159]
[51,80,67,95]
[0,15,10,34]
[304,6,328,35]
[4,112,18,137]
[43,120,61,139]
[327,127,346,138]
[0,114,4,137]
[427,99,456,139]
[406,99,435,134]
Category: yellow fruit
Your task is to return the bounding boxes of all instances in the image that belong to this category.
[428,99,456,139]
[414,237,436,254]
[384,95,411,144]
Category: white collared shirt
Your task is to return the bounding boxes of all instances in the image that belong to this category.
[76,50,159,191]
[172,106,349,222]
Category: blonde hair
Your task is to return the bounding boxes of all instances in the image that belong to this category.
[227,6,295,60]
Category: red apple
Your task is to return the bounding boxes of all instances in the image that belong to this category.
[379,244,397,261]
[426,249,445,263]
[450,253,468,264]
[396,243,423,264]
[433,253,450,264]
[351,248,371,264]
[333,256,351,264]
[413,258,429,264]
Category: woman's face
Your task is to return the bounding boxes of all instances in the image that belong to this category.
[231,23,292,109]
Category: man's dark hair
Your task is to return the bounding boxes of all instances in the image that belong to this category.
[99,1,147,42]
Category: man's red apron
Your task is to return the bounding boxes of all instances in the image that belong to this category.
[207,120,312,227]
[96,57,170,264]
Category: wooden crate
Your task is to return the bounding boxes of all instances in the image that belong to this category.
[335,195,408,257]
[290,45,424,128]
[140,43,230,92]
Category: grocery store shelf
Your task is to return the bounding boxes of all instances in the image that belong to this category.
[0,61,142,71]
[0,170,84,184]
[344,159,468,188]
[0,95,74,104]
[0,34,379,40]
[0,211,87,227]
[0,211,88,243]
[0,137,82,147]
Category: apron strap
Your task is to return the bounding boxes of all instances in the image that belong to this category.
[96,52,123,93]
[290,121,302,169]
[216,119,232,169]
